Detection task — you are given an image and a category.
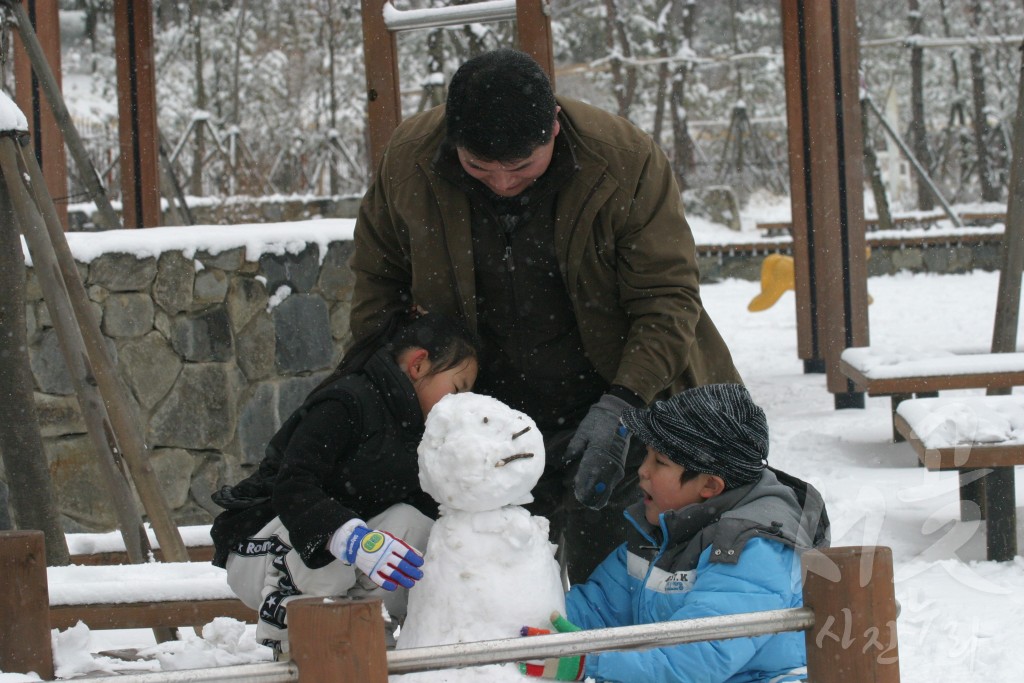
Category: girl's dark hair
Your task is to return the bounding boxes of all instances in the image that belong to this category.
[313,309,478,393]
[446,48,557,162]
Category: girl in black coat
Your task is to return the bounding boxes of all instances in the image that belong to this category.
[210,310,479,655]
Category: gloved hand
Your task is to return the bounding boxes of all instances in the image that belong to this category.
[518,612,585,680]
[331,519,424,591]
[568,394,631,510]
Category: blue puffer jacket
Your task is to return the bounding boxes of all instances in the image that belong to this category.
[565,468,829,683]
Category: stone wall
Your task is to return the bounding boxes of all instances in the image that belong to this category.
[18,237,356,532]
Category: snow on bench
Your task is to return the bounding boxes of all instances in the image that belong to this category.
[48,555,254,630]
[839,347,1024,441]
[67,525,216,565]
[894,394,1024,561]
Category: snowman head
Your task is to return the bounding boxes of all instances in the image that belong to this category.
[418,393,545,512]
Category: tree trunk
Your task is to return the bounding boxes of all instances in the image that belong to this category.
[862,98,893,230]
[908,0,935,210]
[969,0,999,201]
[190,1,206,197]
[669,2,697,190]
[0,192,69,566]
[603,0,637,119]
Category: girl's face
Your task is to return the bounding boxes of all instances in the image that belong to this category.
[401,349,478,417]
[637,446,721,525]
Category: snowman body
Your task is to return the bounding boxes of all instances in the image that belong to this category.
[397,393,565,657]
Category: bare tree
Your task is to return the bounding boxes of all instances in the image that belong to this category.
[603,0,638,119]
[907,0,935,210]
[968,0,1000,201]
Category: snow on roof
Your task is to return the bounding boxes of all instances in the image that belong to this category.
[896,395,1024,450]
[841,347,1024,379]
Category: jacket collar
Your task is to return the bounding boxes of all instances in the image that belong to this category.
[363,348,425,433]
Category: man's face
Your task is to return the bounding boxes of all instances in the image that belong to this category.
[456,116,560,197]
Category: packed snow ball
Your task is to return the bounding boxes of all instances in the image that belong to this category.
[418,392,545,512]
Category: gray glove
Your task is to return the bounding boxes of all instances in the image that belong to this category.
[568,394,632,510]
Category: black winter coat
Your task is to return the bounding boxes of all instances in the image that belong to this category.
[210,349,435,569]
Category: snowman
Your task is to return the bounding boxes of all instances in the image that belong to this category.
[394,392,566,682]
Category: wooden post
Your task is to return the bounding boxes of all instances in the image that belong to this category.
[18,136,190,563]
[0,531,54,679]
[780,0,870,405]
[13,0,68,231]
[803,546,900,683]
[3,0,121,230]
[113,0,161,228]
[289,597,388,683]
[361,0,402,174]
[0,137,153,564]
[516,0,555,88]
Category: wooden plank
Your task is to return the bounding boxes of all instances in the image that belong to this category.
[70,545,215,566]
[516,0,555,87]
[49,598,256,631]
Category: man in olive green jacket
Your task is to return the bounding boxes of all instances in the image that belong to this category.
[349,49,740,583]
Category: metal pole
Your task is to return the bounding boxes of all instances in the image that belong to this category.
[383,0,516,32]
[863,95,965,228]
[388,607,814,674]
[2,0,121,230]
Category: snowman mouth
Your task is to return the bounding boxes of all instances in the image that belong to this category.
[495,452,535,467]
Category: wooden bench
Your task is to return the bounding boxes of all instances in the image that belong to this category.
[839,347,1024,441]
[47,560,256,631]
[894,395,1024,561]
[755,210,1005,235]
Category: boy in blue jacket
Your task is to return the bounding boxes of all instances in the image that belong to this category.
[522,383,829,683]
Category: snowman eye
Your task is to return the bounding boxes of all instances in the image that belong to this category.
[511,426,532,440]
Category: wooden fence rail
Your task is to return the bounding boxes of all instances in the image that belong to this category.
[1,532,900,683]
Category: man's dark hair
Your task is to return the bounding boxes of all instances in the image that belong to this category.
[446,48,557,162]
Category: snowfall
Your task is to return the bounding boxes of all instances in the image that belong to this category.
[2,202,1024,682]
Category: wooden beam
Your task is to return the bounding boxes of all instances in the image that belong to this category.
[13,0,68,231]
[780,0,869,400]
[516,0,555,88]
[49,598,256,631]
[361,0,402,174]
[114,0,161,228]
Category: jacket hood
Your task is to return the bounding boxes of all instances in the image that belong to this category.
[628,467,830,571]
[363,348,425,434]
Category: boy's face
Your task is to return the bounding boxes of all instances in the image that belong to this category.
[637,446,723,525]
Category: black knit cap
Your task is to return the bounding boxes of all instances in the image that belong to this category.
[620,384,768,489]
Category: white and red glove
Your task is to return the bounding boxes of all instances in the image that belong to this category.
[330,519,424,591]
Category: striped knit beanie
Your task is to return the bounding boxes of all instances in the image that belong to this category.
[620,384,768,489]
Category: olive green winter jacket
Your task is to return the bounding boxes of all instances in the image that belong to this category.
[349,97,740,404]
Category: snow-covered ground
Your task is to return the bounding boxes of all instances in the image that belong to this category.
[4,262,1024,682]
